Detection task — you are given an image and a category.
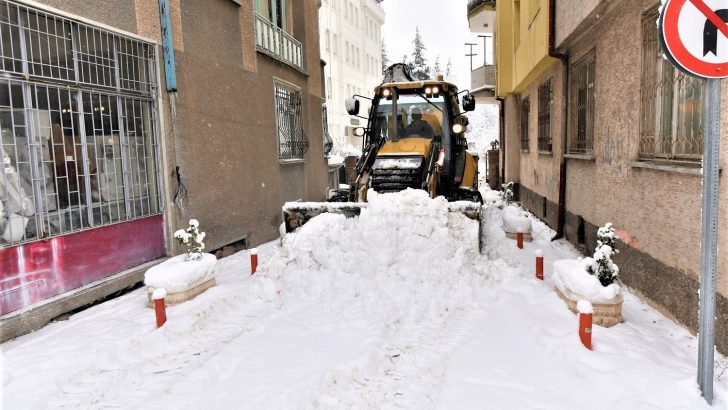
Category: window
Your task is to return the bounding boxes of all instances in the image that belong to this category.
[538,79,552,152]
[254,0,286,30]
[325,29,330,51]
[520,97,530,150]
[0,0,160,248]
[639,11,703,160]
[568,51,596,154]
[274,82,309,160]
[332,34,338,55]
[514,0,521,48]
[345,41,350,62]
[322,105,333,157]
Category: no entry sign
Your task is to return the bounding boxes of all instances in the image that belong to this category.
[659,0,728,79]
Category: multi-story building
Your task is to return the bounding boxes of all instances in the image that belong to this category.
[319,0,385,148]
[493,0,728,353]
[0,0,328,340]
[466,0,496,102]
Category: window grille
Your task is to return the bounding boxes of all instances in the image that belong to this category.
[274,83,309,160]
[322,104,333,156]
[639,11,703,161]
[537,79,552,152]
[520,97,530,150]
[0,0,160,248]
[568,51,595,154]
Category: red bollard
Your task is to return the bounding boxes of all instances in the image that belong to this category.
[250,247,259,275]
[535,249,544,280]
[516,231,524,249]
[152,288,167,328]
[577,300,593,350]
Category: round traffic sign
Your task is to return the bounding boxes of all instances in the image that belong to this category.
[660,0,728,79]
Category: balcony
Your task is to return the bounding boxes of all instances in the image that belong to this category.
[254,12,303,71]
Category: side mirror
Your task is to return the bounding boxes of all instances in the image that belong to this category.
[353,127,365,137]
[462,93,475,112]
[345,97,360,116]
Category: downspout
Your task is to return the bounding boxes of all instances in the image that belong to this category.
[496,96,505,186]
[548,0,569,241]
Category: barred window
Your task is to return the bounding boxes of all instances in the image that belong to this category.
[538,79,552,152]
[274,83,309,160]
[520,97,530,150]
[568,51,596,154]
[0,0,160,248]
[639,11,703,161]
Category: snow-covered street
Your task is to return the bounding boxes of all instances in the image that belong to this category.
[2,190,726,409]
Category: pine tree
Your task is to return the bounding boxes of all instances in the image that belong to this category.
[410,27,430,81]
[432,56,441,78]
[445,58,452,77]
[381,40,390,72]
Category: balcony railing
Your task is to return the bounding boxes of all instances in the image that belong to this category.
[254,12,303,71]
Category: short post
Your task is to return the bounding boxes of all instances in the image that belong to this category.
[516,230,524,249]
[152,288,167,328]
[577,300,593,350]
[250,247,259,275]
[535,249,544,280]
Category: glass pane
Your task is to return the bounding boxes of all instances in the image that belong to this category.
[675,74,703,157]
[23,10,74,81]
[76,25,116,88]
[121,98,159,218]
[0,1,23,74]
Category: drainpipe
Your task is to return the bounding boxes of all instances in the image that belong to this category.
[548,0,568,241]
[497,96,505,186]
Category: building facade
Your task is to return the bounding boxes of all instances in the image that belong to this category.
[0,0,327,340]
[494,0,728,353]
[319,0,384,148]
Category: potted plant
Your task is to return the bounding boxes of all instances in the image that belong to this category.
[552,223,623,327]
[144,219,217,307]
[500,181,533,242]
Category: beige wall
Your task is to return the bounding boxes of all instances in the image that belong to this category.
[562,0,728,295]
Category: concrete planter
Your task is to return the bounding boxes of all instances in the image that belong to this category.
[144,253,217,307]
[554,286,623,328]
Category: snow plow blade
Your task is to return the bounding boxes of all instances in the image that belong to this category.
[282,201,484,252]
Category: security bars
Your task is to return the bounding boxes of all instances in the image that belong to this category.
[537,79,552,152]
[0,0,160,247]
[568,51,595,155]
[274,83,309,160]
[639,10,703,161]
[520,97,529,150]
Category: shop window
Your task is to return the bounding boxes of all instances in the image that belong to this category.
[538,79,552,152]
[274,83,309,160]
[520,97,530,150]
[568,51,595,154]
[0,0,160,248]
[639,10,703,161]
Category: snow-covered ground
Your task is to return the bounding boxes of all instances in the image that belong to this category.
[2,189,726,409]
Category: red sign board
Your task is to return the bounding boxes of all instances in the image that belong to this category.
[660,0,728,79]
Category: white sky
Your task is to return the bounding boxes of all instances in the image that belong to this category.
[381,0,483,90]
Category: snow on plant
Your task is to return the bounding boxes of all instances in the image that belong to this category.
[586,222,619,286]
[501,181,515,206]
[174,219,206,261]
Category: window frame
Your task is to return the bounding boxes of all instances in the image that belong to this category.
[568,50,596,155]
[273,80,309,161]
[537,79,553,153]
[520,96,530,151]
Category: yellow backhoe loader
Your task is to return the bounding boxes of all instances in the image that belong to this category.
[282,64,484,246]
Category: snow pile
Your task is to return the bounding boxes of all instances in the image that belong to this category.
[327,154,345,166]
[465,103,499,158]
[144,253,217,292]
[502,204,532,234]
[260,189,487,406]
[552,258,621,303]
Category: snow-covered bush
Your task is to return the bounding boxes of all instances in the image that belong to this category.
[586,223,619,286]
[174,219,206,261]
[501,181,515,206]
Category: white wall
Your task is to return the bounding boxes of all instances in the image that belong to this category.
[319,0,385,149]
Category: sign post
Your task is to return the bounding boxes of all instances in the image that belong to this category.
[659,0,726,404]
